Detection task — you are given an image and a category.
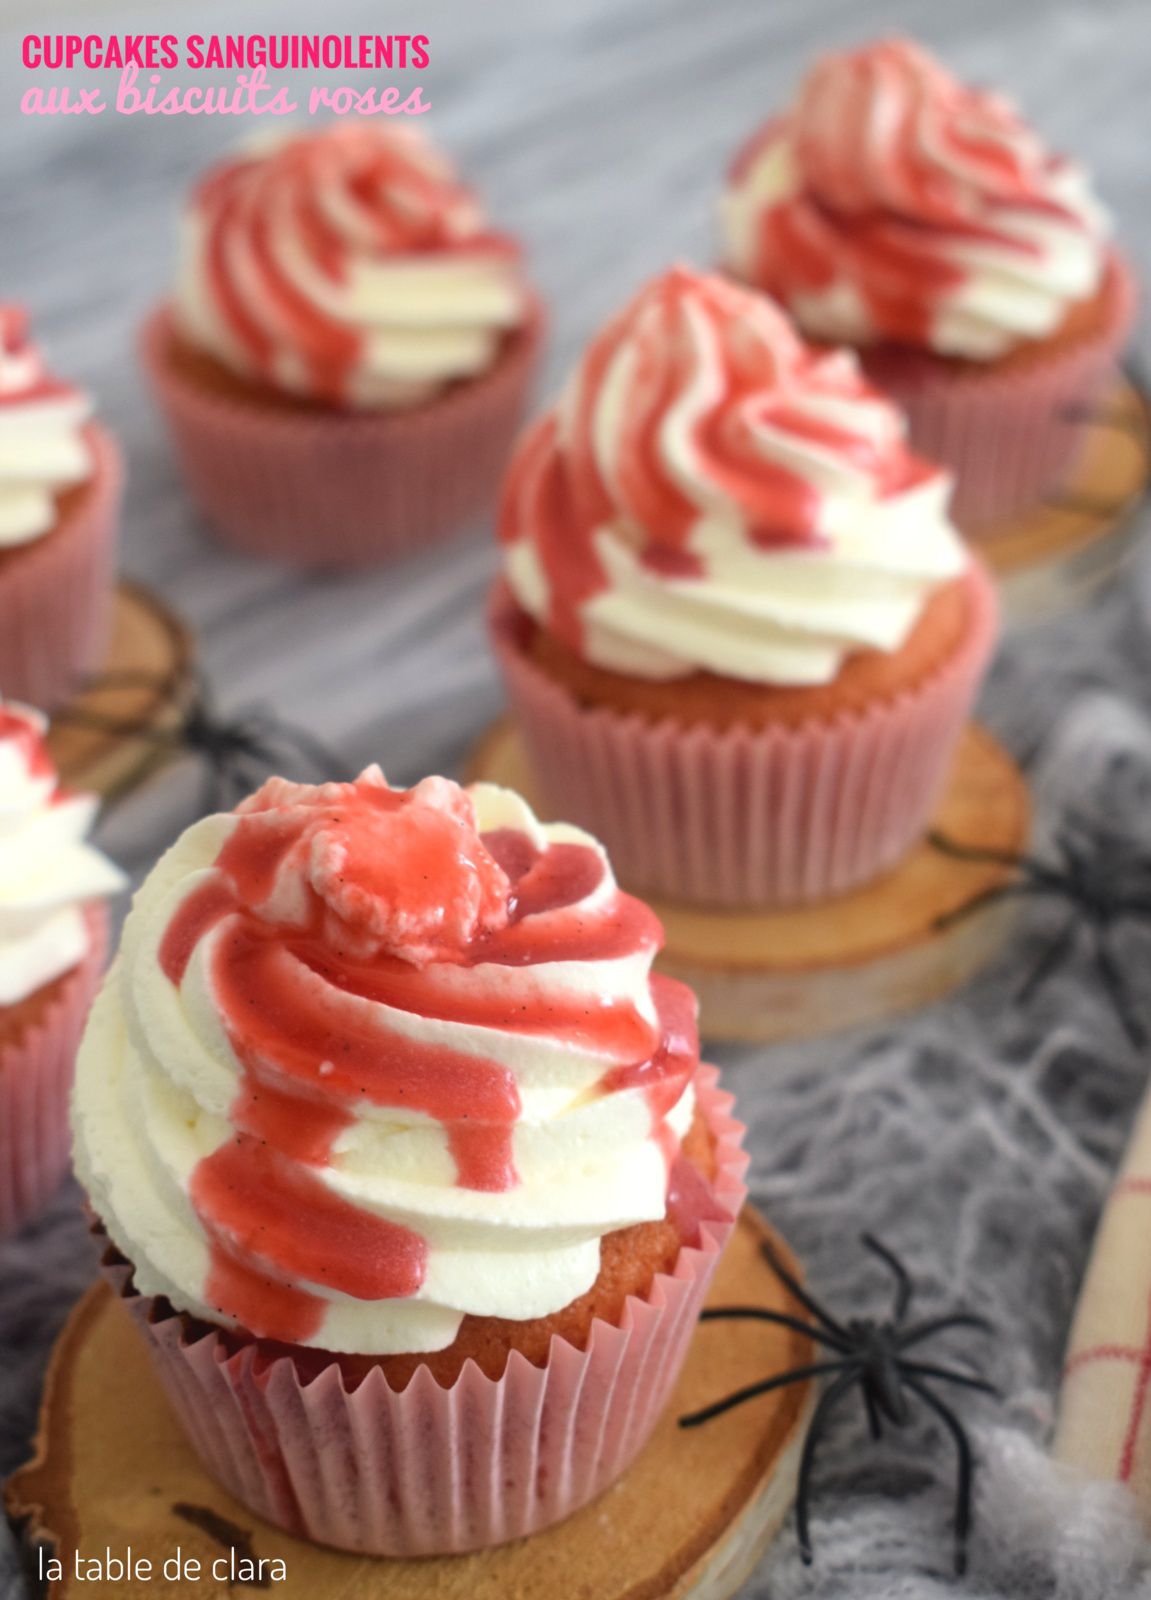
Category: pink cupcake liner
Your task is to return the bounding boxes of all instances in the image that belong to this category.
[859,252,1139,535]
[490,562,999,909]
[99,1064,745,1557]
[0,427,121,711]
[140,304,545,569]
[0,904,107,1239]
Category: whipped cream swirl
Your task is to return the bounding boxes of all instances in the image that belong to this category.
[175,123,530,409]
[501,267,967,686]
[722,38,1110,359]
[0,308,94,549]
[0,703,124,1006]
[72,769,700,1355]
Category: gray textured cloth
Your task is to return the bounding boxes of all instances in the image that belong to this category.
[3,0,1151,1594]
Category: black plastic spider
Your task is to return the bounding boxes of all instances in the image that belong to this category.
[930,810,1151,1046]
[679,1234,997,1575]
[53,667,350,814]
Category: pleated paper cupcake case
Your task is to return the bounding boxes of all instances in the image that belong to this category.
[489,561,999,909]
[861,252,1139,533]
[0,904,108,1238]
[0,426,121,711]
[100,1063,748,1557]
[140,304,544,567]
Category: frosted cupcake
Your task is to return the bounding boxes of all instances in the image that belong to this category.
[492,266,998,908]
[0,309,122,708]
[142,123,542,566]
[722,39,1137,532]
[72,767,745,1554]
[0,703,123,1237]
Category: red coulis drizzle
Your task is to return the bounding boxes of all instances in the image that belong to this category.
[743,42,1091,349]
[498,268,943,655]
[196,129,521,406]
[160,779,697,1344]
[0,307,80,410]
[0,707,55,783]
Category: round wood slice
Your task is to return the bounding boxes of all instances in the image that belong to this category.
[470,722,1029,1043]
[4,1208,811,1600]
[45,581,195,801]
[978,377,1151,626]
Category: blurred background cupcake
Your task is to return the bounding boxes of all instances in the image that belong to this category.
[72,767,745,1554]
[721,38,1137,534]
[0,703,122,1239]
[0,308,122,709]
[141,122,543,567]
[492,265,997,908]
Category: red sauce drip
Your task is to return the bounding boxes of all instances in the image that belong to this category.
[193,129,522,406]
[158,878,234,986]
[604,975,698,1125]
[162,778,699,1343]
[298,832,661,1059]
[0,707,54,784]
[740,41,1093,348]
[191,1140,425,1344]
[214,924,521,1192]
[0,308,82,411]
[642,545,705,579]
[505,837,604,921]
[499,268,947,653]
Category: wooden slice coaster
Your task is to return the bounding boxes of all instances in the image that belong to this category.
[470,721,1029,1043]
[46,581,195,800]
[978,377,1151,626]
[4,1208,811,1600]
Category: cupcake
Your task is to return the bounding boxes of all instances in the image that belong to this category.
[0,703,123,1238]
[0,308,122,708]
[721,39,1137,532]
[142,123,543,567]
[492,265,998,909]
[71,767,745,1554]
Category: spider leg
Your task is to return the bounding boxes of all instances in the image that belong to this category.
[862,1382,883,1442]
[1094,933,1147,1048]
[1017,915,1079,1005]
[795,1367,863,1565]
[861,1234,913,1325]
[760,1241,851,1343]
[699,1306,849,1354]
[901,1360,999,1399]
[896,1313,992,1351]
[678,1361,851,1430]
[905,1375,975,1576]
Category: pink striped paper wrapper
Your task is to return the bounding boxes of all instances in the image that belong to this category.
[490,562,999,909]
[0,427,121,711]
[99,1064,745,1556]
[860,252,1138,535]
[140,303,544,568]
[0,904,107,1239]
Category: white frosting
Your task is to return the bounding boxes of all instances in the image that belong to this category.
[174,125,528,409]
[722,41,1112,360]
[72,778,695,1354]
[0,704,124,1006]
[0,316,93,549]
[502,269,968,686]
